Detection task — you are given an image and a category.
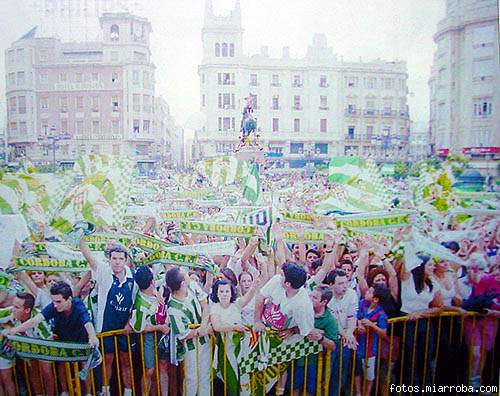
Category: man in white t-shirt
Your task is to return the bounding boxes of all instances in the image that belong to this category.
[324,268,358,395]
[254,263,314,338]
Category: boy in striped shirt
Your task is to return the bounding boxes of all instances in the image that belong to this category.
[165,267,211,396]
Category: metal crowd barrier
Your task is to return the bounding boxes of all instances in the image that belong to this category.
[4,313,499,396]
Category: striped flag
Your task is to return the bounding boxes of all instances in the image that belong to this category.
[318,156,390,213]
[242,163,261,205]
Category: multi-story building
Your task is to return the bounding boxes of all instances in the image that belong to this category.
[409,121,430,161]
[5,12,163,168]
[428,0,499,166]
[154,96,185,169]
[196,0,411,168]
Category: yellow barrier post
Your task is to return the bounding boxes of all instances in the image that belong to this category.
[100,336,107,391]
[324,350,331,396]
[139,333,147,395]
[114,335,122,396]
[290,359,294,396]
[375,334,382,396]
[154,332,161,396]
[126,334,136,396]
[432,315,442,385]
[422,318,431,388]
[315,351,323,396]
[410,319,418,388]
[399,320,407,386]
[303,354,309,396]
[223,333,228,396]
[64,362,73,396]
[210,335,214,396]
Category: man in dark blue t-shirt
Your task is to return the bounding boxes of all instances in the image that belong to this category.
[3,280,98,345]
[3,281,99,396]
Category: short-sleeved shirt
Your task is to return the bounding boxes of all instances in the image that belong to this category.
[297,309,339,366]
[259,275,314,336]
[42,297,91,342]
[0,307,53,340]
[129,291,159,333]
[327,288,358,332]
[93,260,135,333]
[356,299,388,358]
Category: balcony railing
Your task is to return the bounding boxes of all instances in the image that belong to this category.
[271,106,281,110]
[271,83,281,87]
[292,82,303,87]
[292,106,303,110]
[344,109,359,116]
[319,106,329,110]
[382,110,397,117]
[363,109,378,116]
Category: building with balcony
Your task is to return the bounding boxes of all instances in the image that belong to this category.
[196,0,411,168]
[428,0,499,167]
[4,12,164,168]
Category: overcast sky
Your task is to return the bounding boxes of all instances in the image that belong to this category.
[0,0,446,127]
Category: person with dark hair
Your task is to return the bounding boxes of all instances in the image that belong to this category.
[80,238,135,396]
[3,281,99,396]
[323,268,358,394]
[354,285,389,396]
[210,278,260,395]
[129,265,170,395]
[253,263,314,338]
[166,267,211,396]
[287,285,339,395]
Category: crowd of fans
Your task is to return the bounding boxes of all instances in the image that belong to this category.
[0,171,498,396]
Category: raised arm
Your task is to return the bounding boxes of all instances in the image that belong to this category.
[2,313,44,337]
[79,238,99,272]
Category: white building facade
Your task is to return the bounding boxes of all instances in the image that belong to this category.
[428,0,499,161]
[4,12,168,169]
[196,0,411,168]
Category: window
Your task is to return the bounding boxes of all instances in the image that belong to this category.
[113,144,120,155]
[91,96,99,111]
[133,119,140,133]
[143,71,149,88]
[272,95,279,110]
[290,143,304,154]
[222,43,228,57]
[39,49,48,61]
[222,93,230,108]
[10,122,18,135]
[218,117,222,131]
[315,143,328,154]
[110,24,120,41]
[250,74,258,86]
[143,95,151,112]
[60,72,67,82]
[272,74,280,86]
[16,48,24,62]
[348,104,356,114]
[9,97,16,114]
[320,119,327,133]
[250,94,258,108]
[132,70,139,85]
[364,77,376,89]
[347,126,355,139]
[111,72,119,83]
[112,120,119,133]
[61,120,68,134]
[76,96,83,109]
[92,73,99,82]
[366,125,373,139]
[293,118,300,132]
[229,43,234,57]
[60,96,68,112]
[384,78,394,89]
[17,71,25,85]
[18,96,26,114]
[75,72,83,83]
[8,73,15,86]
[112,97,119,112]
[39,73,48,84]
[272,118,279,132]
[383,99,392,114]
[366,99,375,110]
[319,75,328,87]
[201,94,206,107]
[19,121,27,135]
[111,51,119,62]
[215,43,220,57]
[201,74,205,83]
[41,123,49,136]
[75,120,84,136]
[92,121,100,134]
[133,94,140,112]
[345,77,358,88]
[41,97,49,110]
[294,95,301,109]
[7,50,15,64]
[143,120,150,133]
[223,117,231,131]
[320,96,328,109]
[293,75,302,87]
[473,101,492,116]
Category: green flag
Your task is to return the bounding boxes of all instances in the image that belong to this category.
[242,164,261,204]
